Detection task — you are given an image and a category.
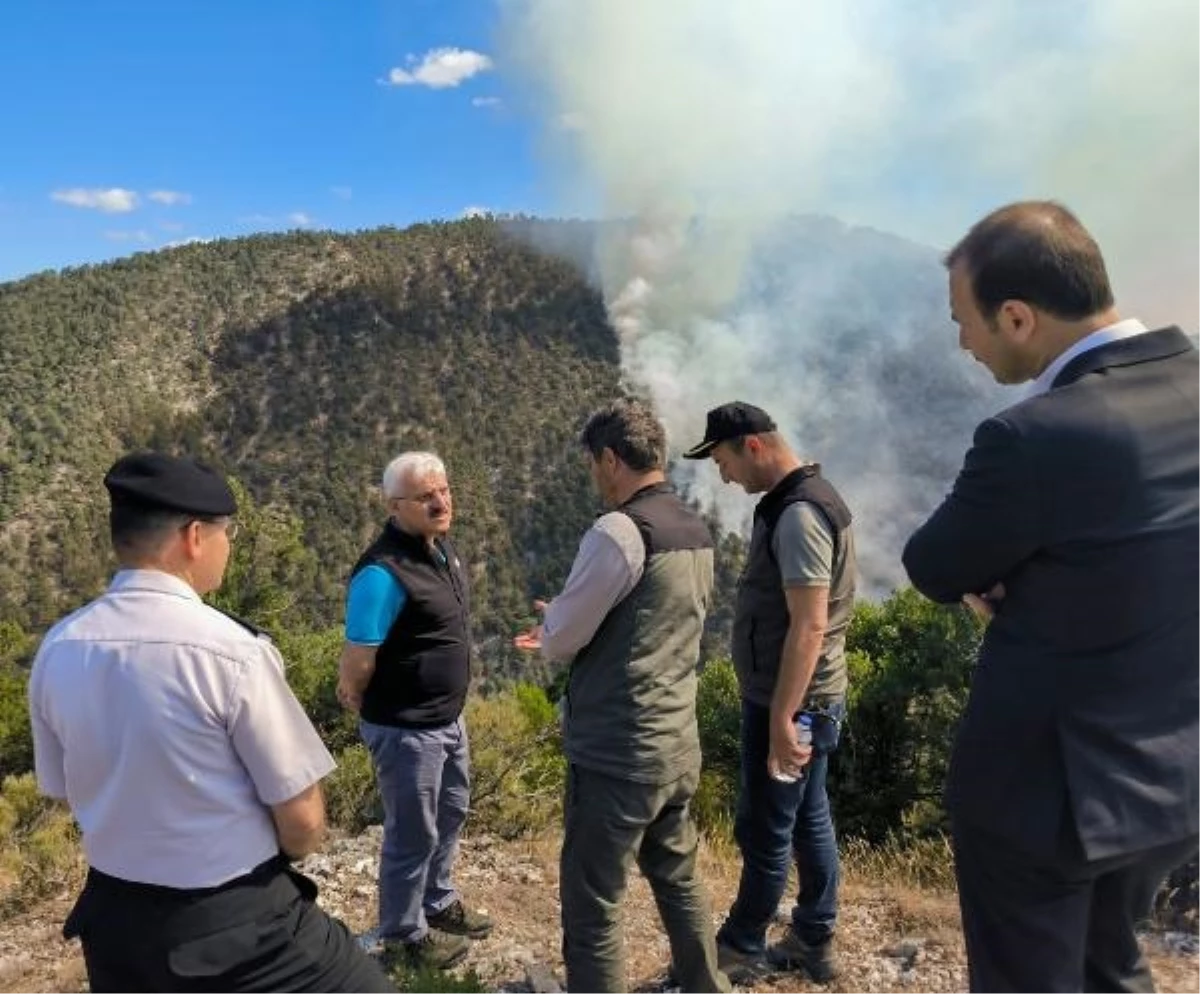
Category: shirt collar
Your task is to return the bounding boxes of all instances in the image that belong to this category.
[1028,318,1149,397]
[108,568,203,602]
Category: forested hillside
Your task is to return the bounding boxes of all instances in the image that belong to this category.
[0,218,632,679]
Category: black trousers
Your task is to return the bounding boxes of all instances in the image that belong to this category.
[953,824,1197,993]
[64,859,395,993]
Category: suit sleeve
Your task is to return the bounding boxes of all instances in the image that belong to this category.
[903,415,1041,603]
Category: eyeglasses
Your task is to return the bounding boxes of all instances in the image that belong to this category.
[394,486,451,506]
[182,518,239,540]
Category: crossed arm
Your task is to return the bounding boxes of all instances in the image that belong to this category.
[903,416,1040,606]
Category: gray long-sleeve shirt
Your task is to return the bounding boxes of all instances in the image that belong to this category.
[541,511,645,662]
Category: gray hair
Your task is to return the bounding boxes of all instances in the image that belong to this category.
[382,451,446,498]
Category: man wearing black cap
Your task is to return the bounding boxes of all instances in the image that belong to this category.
[28,451,394,993]
[684,403,857,984]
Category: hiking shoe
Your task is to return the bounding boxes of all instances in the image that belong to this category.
[427,900,493,939]
[766,928,840,983]
[716,941,770,985]
[397,928,470,970]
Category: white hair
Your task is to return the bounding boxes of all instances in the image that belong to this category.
[382,451,447,498]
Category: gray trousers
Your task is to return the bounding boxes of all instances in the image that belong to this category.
[560,763,729,994]
[360,717,470,942]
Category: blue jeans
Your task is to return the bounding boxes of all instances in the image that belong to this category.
[717,698,844,954]
[360,717,470,943]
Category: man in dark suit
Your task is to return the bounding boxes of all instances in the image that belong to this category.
[903,200,1198,993]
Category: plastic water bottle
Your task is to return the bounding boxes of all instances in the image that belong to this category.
[771,713,813,784]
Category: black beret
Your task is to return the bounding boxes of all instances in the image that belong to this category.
[103,452,237,517]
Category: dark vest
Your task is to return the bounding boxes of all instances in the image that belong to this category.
[351,522,471,728]
[564,484,715,783]
[732,465,853,706]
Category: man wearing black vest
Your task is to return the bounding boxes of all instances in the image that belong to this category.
[337,451,490,971]
[684,402,857,984]
[515,399,729,993]
[903,201,1199,992]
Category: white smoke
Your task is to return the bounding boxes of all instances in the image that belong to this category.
[498,0,1199,593]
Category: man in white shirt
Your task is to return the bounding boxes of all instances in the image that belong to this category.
[30,451,393,993]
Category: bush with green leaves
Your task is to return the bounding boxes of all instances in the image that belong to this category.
[276,625,359,755]
[322,743,382,835]
[463,683,564,839]
[0,773,82,914]
[0,621,37,780]
[693,658,742,836]
[834,587,981,841]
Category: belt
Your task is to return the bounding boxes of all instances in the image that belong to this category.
[65,855,315,943]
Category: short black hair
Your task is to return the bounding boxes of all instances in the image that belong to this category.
[945,201,1114,320]
[579,399,666,473]
[110,503,192,558]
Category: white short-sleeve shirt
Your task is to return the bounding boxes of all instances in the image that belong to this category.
[29,569,335,888]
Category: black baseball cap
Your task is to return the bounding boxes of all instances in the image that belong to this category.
[682,402,778,459]
[103,452,237,516]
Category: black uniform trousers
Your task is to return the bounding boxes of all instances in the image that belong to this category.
[953,823,1197,993]
[64,857,395,993]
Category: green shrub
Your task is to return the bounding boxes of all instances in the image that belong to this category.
[323,744,382,834]
[691,768,736,840]
[694,658,741,835]
[834,587,981,842]
[0,662,33,780]
[278,626,359,754]
[0,621,37,780]
[696,657,740,776]
[0,773,83,914]
[465,683,564,838]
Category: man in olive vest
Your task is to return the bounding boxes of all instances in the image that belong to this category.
[684,401,858,984]
[516,399,728,994]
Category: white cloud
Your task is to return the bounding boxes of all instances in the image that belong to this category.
[287,212,313,227]
[330,185,353,200]
[383,47,493,89]
[103,229,152,243]
[461,205,492,218]
[52,187,138,213]
[472,96,503,109]
[147,189,192,206]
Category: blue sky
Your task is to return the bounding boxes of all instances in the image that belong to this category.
[0,0,546,281]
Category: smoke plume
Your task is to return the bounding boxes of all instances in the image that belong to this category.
[498,0,1199,594]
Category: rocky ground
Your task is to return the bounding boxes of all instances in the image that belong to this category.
[0,828,1196,993]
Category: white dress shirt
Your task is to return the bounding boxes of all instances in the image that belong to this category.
[30,569,335,888]
[1030,318,1149,396]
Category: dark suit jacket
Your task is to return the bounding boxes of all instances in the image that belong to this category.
[903,327,1199,861]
